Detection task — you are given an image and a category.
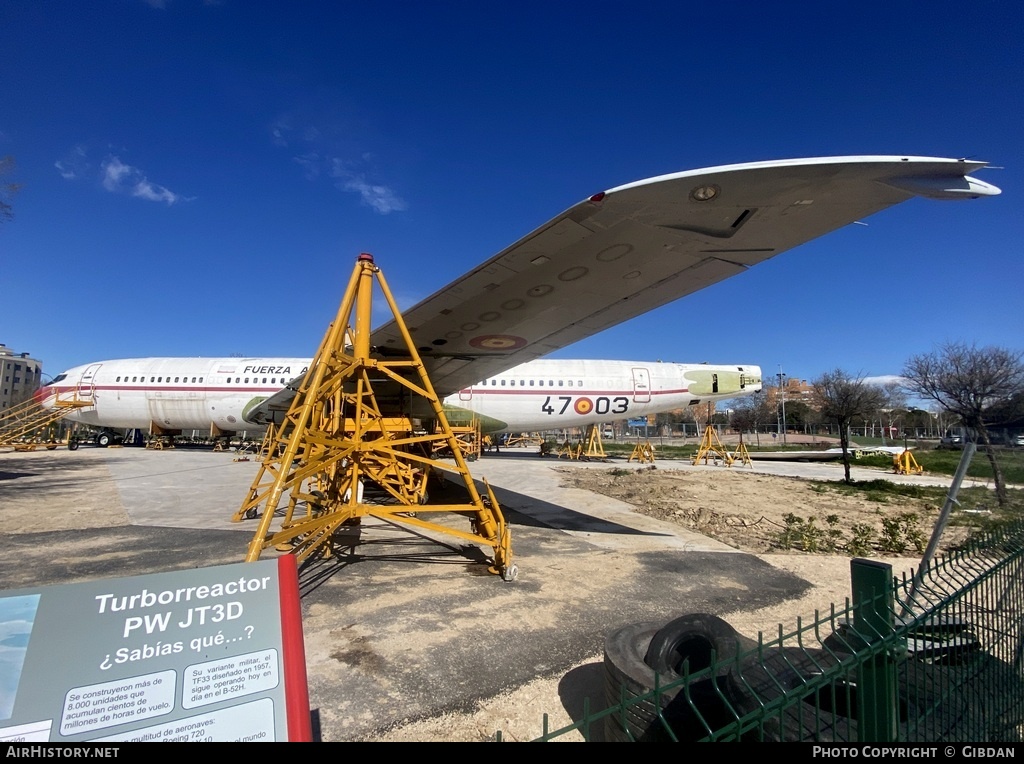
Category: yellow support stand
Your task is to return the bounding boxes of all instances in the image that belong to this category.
[733,439,752,467]
[583,424,607,459]
[232,253,515,580]
[893,449,924,475]
[557,439,583,460]
[433,418,481,462]
[692,425,734,466]
[628,440,656,464]
[505,433,543,449]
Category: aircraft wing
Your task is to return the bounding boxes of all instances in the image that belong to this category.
[368,155,999,397]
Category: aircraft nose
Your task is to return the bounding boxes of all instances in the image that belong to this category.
[34,384,55,406]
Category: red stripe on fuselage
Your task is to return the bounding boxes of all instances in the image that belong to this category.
[456,388,688,397]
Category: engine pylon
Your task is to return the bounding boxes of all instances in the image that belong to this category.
[233,253,515,580]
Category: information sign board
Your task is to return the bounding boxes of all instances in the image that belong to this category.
[0,557,309,743]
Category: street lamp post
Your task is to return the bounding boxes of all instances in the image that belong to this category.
[777,367,787,446]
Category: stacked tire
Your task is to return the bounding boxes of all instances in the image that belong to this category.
[603,614,757,742]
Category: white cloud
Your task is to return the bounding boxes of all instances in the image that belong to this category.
[293,152,320,181]
[273,114,406,214]
[100,156,184,205]
[329,159,406,214]
[865,375,906,387]
[270,118,291,147]
[54,146,89,180]
[339,175,407,214]
[101,157,132,191]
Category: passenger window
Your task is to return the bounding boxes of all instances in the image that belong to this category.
[175,377,180,383]
[116,376,121,382]
[263,378,267,384]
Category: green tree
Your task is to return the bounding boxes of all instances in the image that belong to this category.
[902,342,1024,506]
[812,369,887,483]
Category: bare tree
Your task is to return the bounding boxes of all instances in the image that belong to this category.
[812,369,887,483]
[878,381,909,443]
[730,392,775,447]
[0,156,19,224]
[902,342,1024,506]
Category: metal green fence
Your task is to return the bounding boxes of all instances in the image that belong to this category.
[529,522,1024,742]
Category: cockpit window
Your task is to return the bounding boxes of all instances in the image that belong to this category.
[50,373,67,384]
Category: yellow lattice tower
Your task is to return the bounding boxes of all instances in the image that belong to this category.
[232,253,515,580]
[692,425,734,467]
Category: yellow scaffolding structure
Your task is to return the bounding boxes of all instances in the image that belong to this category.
[232,253,515,580]
[692,425,734,467]
[0,391,93,448]
[433,418,481,462]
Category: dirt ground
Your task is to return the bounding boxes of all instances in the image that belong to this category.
[365,464,963,742]
[554,464,972,557]
[0,447,971,742]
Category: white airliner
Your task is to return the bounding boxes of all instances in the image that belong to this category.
[40,357,760,441]
[37,155,999,443]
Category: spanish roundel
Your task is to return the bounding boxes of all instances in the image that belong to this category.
[573,397,593,415]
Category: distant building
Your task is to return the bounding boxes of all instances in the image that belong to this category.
[0,343,44,411]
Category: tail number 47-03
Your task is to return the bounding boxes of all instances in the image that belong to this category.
[541,396,630,416]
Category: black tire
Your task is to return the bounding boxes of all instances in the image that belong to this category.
[68,439,79,451]
[644,613,756,677]
[603,621,670,742]
[96,432,111,448]
[604,620,751,742]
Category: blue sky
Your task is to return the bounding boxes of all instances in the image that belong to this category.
[2,1,1021,387]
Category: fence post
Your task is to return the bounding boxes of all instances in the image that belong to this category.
[851,558,898,742]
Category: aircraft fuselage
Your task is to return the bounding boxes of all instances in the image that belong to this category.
[41,357,762,435]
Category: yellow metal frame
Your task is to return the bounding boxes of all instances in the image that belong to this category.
[504,433,544,449]
[583,424,607,459]
[628,440,656,464]
[732,438,752,467]
[691,425,734,467]
[893,449,924,475]
[433,418,481,462]
[0,390,93,448]
[232,254,515,580]
[557,438,583,460]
